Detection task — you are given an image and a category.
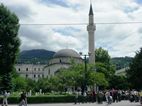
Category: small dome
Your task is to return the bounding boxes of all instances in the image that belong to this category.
[53,49,80,58]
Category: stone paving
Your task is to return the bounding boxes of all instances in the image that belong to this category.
[7,101,141,106]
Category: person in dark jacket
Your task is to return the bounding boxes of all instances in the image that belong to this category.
[19,91,27,106]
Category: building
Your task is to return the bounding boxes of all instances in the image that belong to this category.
[15,4,96,80]
[16,64,46,81]
[15,49,83,80]
[44,49,83,77]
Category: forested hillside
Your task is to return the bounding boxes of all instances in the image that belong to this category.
[17,49,55,64]
[111,57,133,70]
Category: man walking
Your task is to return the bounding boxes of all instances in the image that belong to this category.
[19,91,27,106]
[2,90,8,106]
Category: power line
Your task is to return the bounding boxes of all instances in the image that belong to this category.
[96,21,142,24]
[20,23,87,26]
[19,21,142,26]
[1,21,142,26]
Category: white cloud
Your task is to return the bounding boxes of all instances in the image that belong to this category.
[1,0,142,57]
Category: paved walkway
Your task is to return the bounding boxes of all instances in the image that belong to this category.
[7,101,141,106]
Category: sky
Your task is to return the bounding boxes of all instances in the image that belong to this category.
[1,0,142,57]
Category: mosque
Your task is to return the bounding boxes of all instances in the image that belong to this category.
[15,4,96,80]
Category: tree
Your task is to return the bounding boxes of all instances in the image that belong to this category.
[126,48,142,90]
[95,62,115,80]
[12,76,27,91]
[36,77,52,92]
[95,47,116,89]
[109,75,130,90]
[88,71,108,87]
[54,63,108,93]
[95,47,111,64]
[0,4,20,91]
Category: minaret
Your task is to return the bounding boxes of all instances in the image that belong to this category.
[87,3,96,64]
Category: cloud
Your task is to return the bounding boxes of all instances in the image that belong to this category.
[7,5,34,20]
[1,0,142,57]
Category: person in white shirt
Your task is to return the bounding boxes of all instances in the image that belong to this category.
[2,90,8,106]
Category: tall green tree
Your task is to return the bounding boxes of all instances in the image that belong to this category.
[109,75,129,89]
[95,62,115,80]
[95,47,116,89]
[0,4,20,91]
[95,47,111,64]
[12,76,27,91]
[126,48,142,90]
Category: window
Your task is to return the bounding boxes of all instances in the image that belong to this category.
[42,74,44,78]
[18,68,20,71]
[38,68,40,71]
[38,75,40,78]
[34,68,36,71]
[26,68,28,71]
[26,74,28,78]
[48,69,50,75]
[34,74,36,78]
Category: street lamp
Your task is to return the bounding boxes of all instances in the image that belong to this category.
[0,43,1,51]
[79,52,91,95]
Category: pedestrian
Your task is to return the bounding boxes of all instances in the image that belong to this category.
[2,90,8,106]
[19,91,27,106]
[74,91,79,104]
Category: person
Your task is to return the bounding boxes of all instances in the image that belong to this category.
[2,90,8,106]
[74,91,79,104]
[139,91,142,104]
[19,91,27,106]
[105,90,112,104]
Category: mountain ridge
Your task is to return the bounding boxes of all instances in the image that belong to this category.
[17,49,55,64]
[17,49,133,70]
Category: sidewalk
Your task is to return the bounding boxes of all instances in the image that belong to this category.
[7,101,141,106]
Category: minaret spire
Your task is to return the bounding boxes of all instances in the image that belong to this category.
[89,3,93,15]
[87,2,96,64]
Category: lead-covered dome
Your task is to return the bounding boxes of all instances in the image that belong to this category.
[53,49,80,58]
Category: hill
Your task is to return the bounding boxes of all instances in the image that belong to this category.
[111,57,133,70]
[17,49,55,64]
[17,49,133,69]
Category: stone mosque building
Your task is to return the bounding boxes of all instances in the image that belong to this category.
[16,49,83,81]
[15,4,96,80]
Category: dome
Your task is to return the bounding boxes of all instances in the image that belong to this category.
[53,49,80,58]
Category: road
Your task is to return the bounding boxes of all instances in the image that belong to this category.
[8,101,141,106]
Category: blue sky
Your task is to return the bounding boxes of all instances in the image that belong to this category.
[1,0,142,57]
[41,0,69,7]
[135,0,142,4]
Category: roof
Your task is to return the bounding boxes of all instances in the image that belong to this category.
[53,49,81,58]
[89,4,93,15]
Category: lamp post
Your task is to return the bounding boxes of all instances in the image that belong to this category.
[79,52,90,95]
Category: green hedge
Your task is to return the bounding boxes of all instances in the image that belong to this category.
[27,95,75,103]
[0,95,76,104]
[0,95,93,104]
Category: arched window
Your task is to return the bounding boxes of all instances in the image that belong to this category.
[38,75,40,78]
[48,69,50,75]
[34,74,36,78]
[18,68,20,71]
[26,74,28,78]
[26,68,28,71]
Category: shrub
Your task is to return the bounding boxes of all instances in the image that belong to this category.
[0,95,74,104]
